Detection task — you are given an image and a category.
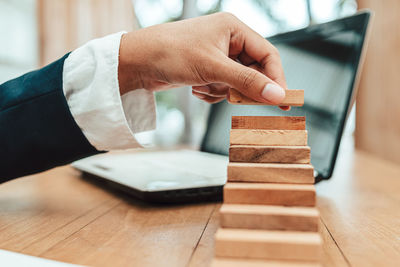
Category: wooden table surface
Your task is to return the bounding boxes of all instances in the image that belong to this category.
[0,143,399,267]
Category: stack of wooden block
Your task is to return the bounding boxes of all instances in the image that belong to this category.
[211,115,323,267]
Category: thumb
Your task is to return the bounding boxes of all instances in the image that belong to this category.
[218,58,285,104]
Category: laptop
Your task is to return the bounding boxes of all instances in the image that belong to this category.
[72,11,371,203]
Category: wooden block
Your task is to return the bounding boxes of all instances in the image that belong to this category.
[220,204,319,232]
[227,162,314,184]
[232,116,306,130]
[230,129,307,146]
[229,145,311,164]
[214,228,322,261]
[211,258,322,267]
[224,183,316,207]
[228,88,304,106]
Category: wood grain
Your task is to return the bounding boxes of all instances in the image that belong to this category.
[0,168,120,253]
[191,203,343,267]
[227,162,314,184]
[220,204,319,232]
[0,165,218,267]
[38,201,216,267]
[224,183,316,207]
[319,218,349,267]
[188,204,221,267]
[211,258,322,267]
[316,143,400,267]
[231,116,306,130]
[1,144,399,266]
[214,228,322,261]
[230,130,308,146]
[229,145,311,164]
[228,88,304,106]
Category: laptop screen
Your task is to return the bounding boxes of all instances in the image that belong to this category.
[201,11,370,179]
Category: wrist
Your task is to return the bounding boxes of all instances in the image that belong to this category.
[118,33,147,95]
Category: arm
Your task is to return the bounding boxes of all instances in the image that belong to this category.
[0,55,99,182]
[0,32,155,182]
[1,12,287,182]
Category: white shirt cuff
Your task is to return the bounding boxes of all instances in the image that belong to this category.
[62,31,156,151]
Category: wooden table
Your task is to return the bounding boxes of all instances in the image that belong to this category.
[0,142,399,267]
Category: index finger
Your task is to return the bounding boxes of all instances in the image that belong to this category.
[246,63,290,111]
[233,22,287,89]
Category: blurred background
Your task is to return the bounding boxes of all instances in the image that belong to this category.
[1,0,399,165]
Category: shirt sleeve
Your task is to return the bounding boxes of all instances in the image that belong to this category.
[62,31,156,151]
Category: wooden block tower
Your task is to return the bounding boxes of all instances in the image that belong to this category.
[211,89,323,266]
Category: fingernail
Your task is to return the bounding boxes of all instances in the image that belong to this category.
[261,83,285,103]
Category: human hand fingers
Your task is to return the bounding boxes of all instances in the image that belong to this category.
[192,83,229,98]
[208,13,287,105]
[192,90,226,104]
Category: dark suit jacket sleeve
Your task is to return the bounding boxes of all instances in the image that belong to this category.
[0,54,101,182]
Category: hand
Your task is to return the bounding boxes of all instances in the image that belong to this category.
[118,12,288,109]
